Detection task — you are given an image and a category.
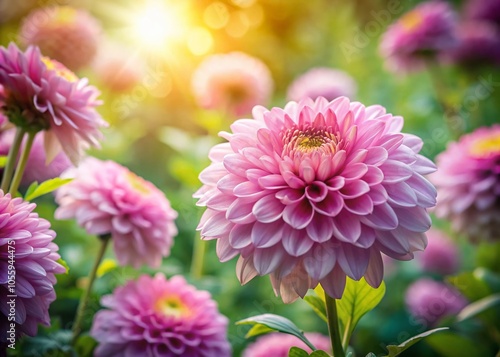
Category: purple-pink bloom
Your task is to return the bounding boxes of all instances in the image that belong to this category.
[91,273,231,357]
[19,6,101,71]
[191,52,273,117]
[287,67,357,102]
[464,0,500,27]
[0,191,65,341]
[0,43,107,164]
[54,157,178,268]
[243,332,331,357]
[432,125,500,243]
[379,1,458,73]
[195,96,437,303]
[416,228,460,276]
[0,85,7,128]
[405,278,467,327]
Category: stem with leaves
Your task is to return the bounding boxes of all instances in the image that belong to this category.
[1,128,25,192]
[324,290,345,357]
[9,131,36,195]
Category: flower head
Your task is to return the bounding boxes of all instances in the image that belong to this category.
[0,85,7,128]
[243,332,331,357]
[405,278,467,326]
[416,229,460,276]
[0,43,107,164]
[19,6,101,71]
[0,191,65,341]
[195,96,437,303]
[192,52,273,117]
[464,0,500,27]
[432,125,500,243]
[287,68,357,102]
[380,1,458,73]
[91,273,231,357]
[55,157,178,268]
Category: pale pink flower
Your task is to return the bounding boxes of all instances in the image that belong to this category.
[0,191,65,341]
[0,43,107,164]
[195,97,437,303]
[287,68,357,102]
[55,158,178,268]
[243,333,331,357]
[91,273,231,357]
[192,52,273,116]
[416,228,460,275]
[432,125,500,242]
[19,6,101,71]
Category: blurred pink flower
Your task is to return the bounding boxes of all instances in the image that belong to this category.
[0,85,7,128]
[0,130,73,187]
[0,43,107,164]
[287,67,357,102]
[464,0,500,27]
[192,52,273,117]
[55,158,178,268]
[380,1,458,73]
[432,125,500,243]
[19,6,101,71]
[416,228,460,276]
[0,192,65,341]
[405,278,467,326]
[91,273,231,357]
[195,96,437,303]
[243,332,331,357]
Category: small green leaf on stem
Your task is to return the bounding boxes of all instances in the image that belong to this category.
[304,294,328,322]
[455,293,500,323]
[384,327,448,357]
[289,347,310,357]
[25,177,73,201]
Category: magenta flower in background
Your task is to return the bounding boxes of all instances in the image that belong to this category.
[0,191,65,341]
[19,6,101,71]
[0,85,7,128]
[287,67,357,102]
[0,130,73,187]
[191,52,273,117]
[405,278,467,327]
[464,0,500,27]
[91,273,231,357]
[243,332,331,357]
[416,229,460,276]
[379,1,458,73]
[432,125,500,243]
[195,96,437,303]
[55,157,178,268]
[0,43,107,164]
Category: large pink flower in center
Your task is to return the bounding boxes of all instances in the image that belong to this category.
[195,97,437,303]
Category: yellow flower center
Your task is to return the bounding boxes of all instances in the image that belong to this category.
[53,6,77,25]
[155,296,189,318]
[41,57,78,82]
[283,126,338,156]
[400,10,423,31]
[470,133,500,157]
[126,172,151,195]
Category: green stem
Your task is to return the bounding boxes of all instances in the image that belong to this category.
[9,131,35,195]
[324,290,345,357]
[1,128,25,193]
[190,233,206,279]
[71,234,110,345]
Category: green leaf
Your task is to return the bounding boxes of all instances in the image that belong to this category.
[455,293,500,323]
[425,331,491,357]
[447,271,491,302]
[24,181,39,201]
[384,327,448,357]
[0,155,7,168]
[24,177,72,201]
[304,294,328,322]
[310,351,331,356]
[236,314,316,351]
[246,324,275,338]
[366,353,377,357]
[289,347,310,357]
[56,258,70,275]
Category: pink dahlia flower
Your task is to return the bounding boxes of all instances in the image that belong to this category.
[432,125,500,243]
[195,96,437,303]
[464,0,500,27]
[379,1,458,73]
[0,191,65,341]
[0,43,107,164]
[0,85,7,128]
[54,157,178,268]
[19,6,101,71]
[287,68,357,102]
[405,278,467,327]
[243,332,331,357]
[91,273,231,357]
[416,229,460,276]
[0,129,73,187]
[191,52,273,117]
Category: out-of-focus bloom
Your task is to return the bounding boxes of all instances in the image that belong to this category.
[195,96,437,303]
[0,43,107,164]
[55,158,178,268]
[445,21,500,67]
[19,6,101,71]
[0,85,6,128]
[432,125,500,243]
[0,130,73,186]
[0,192,65,341]
[91,273,231,357]
[243,332,331,357]
[191,52,273,117]
[287,68,357,102]
[416,229,460,275]
[464,0,500,27]
[379,1,458,73]
[405,278,467,326]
